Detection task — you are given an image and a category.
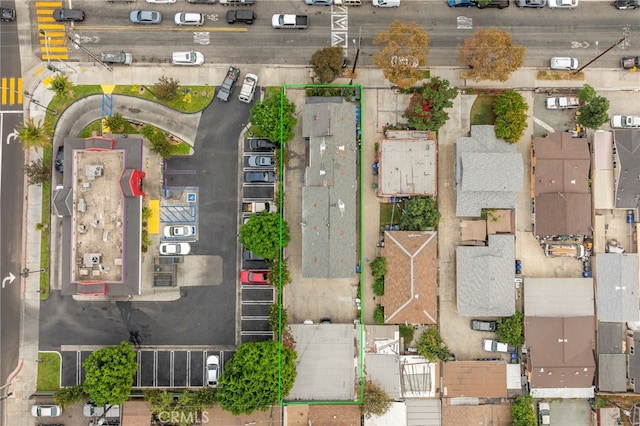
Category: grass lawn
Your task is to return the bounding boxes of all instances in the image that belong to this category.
[36,352,61,391]
[470,95,496,126]
[379,202,404,228]
[39,147,52,300]
[113,85,214,113]
[536,70,585,81]
[399,324,416,345]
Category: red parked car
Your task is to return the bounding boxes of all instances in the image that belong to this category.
[239,270,270,285]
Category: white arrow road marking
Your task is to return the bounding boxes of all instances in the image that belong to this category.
[6,131,17,144]
[2,272,16,288]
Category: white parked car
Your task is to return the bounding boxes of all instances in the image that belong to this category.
[32,404,62,417]
[538,401,551,425]
[611,115,640,128]
[159,242,191,255]
[206,355,219,387]
[171,51,205,66]
[83,403,120,418]
[174,12,205,26]
[163,225,195,238]
[548,0,578,7]
[482,339,515,353]
[550,57,578,70]
[146,0,176,3]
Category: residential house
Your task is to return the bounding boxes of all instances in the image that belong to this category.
[613,129,640,210]
[595,253,639,323]
[597,322,627,392]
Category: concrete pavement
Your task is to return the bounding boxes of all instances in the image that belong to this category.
[4,52,639,425]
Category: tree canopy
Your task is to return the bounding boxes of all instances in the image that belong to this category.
[250,91,297,143]
[399,196,441,230]
[361,381,392,418]
[83,341,138,406]
[416,327,450,362]
[373,20,430,89]
[578,95,610,129]
[458,28,526,82]
[17,118,50,151]
[512,395,537,426]
[239,212,290,260]
[217,341,297,415]
[496,310,524,346]
[145,389,216,426]
[403,77,458,131]
[310,46,344,84]
[24,158,51,186]
[493,90,529,143]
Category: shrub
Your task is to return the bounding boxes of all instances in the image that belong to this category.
[373,305,385,324]
[415,327,450,362]
[373,277,385,296]
[370,257,387,278]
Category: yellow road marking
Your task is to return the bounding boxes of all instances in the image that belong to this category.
[35,2,62,7]
[37,17,56,23]
[43,76,52,87]
[1,78,6,105]
[36,9,55,15]
[17,78,23,104]
[40,39,66,45]
[40,31,65,37]
[38,24,65,30]
[101,85,116,95]
[34,67,46,76]
[42,54,69,60]
[9,78,15,105]
[46,46,68,52]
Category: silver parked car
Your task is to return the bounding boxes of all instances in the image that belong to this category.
[129,10,162,24]
[248,155,275,167]
[171,51,205,66]
[516,0,546,7]
[550,57,578,70]
[548,0,578,8]
[174,12,205,26]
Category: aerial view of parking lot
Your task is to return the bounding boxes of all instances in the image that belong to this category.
[0,0,639,425]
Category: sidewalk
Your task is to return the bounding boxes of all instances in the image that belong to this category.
[5,57,638,425]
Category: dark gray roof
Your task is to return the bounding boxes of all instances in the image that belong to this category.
[598,354,627,392]
[598,322,625,354]
[614,129,640,209]
[595,254,639,322]
[456,234,515,317]
[455,126,523,217]
[630,330,640,392]
[52,187,73,217]
[301,102,357,278]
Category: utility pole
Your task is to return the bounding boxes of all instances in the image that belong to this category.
[39,30,63,73]
[349,27,362,85]
[574,34,628,74]
[66,34,113,72]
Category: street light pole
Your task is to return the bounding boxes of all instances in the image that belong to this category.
[39,30,63,73]
[21,268,47,278]
[23,92,57,116]
[349,29,362,85]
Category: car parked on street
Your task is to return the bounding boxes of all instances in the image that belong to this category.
[305,0,333,4]
[482,339,516,353]
[611,115,640,128]
[1,7,16,22]
[171,51,205,66]
[248,155,275,167]
[31,404,62,417]
[83,403,120,418]
[206,355,219,387]
[477,0,509,8]
[100,51,133,65]
[55,146,64,173]
[614,0,638,8]
[550,57,578,70]
[130,10,162,24]
[244,171,276,183]
[248,138,277,151]
[163,225,195,238]
[53,8,85,22]
[470,320,498,331]
[538,400,551,425]
[174,12,205,26]
[548,0,578,7]
[447,0,477,6]
[516,0,547,7]
[159,242,191,255]
[239,270,270,284]
[146,0,176,3]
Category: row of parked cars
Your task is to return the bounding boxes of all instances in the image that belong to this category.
[448,0,639,7]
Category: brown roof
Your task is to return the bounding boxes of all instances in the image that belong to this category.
[460,220,487,242]
[442,361,507,398]
[441,400,513,426]
[486,209,515,235]
[532,133,592,236]
[524,316,596,389]
[380,230,438,324]
[121,400,150,426]
[307,404,362,426]
[206,405,283,426]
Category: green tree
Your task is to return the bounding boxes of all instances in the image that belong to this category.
[493,90,528,143]
[217,341,297,415]
[577,83,596,103]
[250,91,297,144]
[369,256,387,278]
[399,196,441,230]
[153,76,180,101]
[239,212,290,260]
[53,385,86,408]
[361,381,392,418]
[16,118,50,150]
[269,256,291,287]
[512,394,537,426]
[268,302,289,333]
[458,28,526,82]
[403,77,458,131]
[83,341,138,406]
[578,96,610,129]
[373,277,385,296]
[373,305,385,324]
[310,46,344,84]
[415,327,450,362]
[49,73,73,97]
[496,310,524,346]
[24,158,51,186]
[140,124,173,159]
[145,389,213,426]
[104,112,128,133]
[373,20,430,89]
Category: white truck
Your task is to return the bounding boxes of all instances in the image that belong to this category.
[611,115,640,128]
[545,96,579,110]
[238,73,258,104]
[271,14,308,29]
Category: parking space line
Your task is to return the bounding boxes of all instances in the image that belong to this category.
[75,350,82,385]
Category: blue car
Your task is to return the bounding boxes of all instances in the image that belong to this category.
[448,0,477,6]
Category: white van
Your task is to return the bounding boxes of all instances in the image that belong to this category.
[334,0,362,5]
[238,73,258,104]
[372,0,400,7]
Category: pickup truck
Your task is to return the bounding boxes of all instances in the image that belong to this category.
[545,96,579,110]
[238,73,258,103]
[621,56,640,69]
[271,14,308,29]
[216,66,241,102]
[611,115,640,128]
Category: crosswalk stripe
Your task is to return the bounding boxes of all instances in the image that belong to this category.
[37,17,56,22]
[9,78,15,105]
[35,2,62,7]
[17,78,23,104]
[36,9,55,15]
[38,24,65,30]
[45,46,67,52]
[1,78,6,105]
[40,38,66,45]
[0,78,23,105]
[42,54,69,60]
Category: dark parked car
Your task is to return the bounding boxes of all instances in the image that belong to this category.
[53,8,85,22]
[615,0,639,8]
[226,9,256,24]
[477,0,509,8]
[1,7,16,22]
[242,247,264,261]
[55,146,64,173]
[248,138,277,151]
[516,0,546,6]
[244,171,276,183]
[470,320,498,332]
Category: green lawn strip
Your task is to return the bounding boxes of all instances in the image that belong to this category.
[112,85,214,112]
[36,352,61,391]
[470,94,496,126]
[379,202,404,228]
[40,147,52,300]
